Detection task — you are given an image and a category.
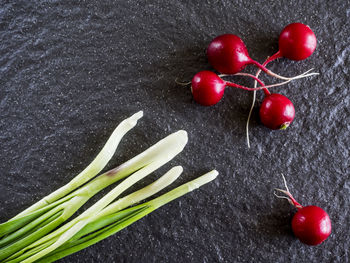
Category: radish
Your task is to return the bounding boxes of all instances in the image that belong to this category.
[274,22,317,61]
[191,71,225,106]
[275,175,332,246]
[249,23,317,74]
[246,23,317,146]
[207,34,312,81]
[259,93,295,130]
[190,71,309,106]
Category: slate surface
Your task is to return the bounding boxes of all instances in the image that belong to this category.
[0,1,349,262]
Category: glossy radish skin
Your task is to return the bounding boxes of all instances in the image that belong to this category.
[207,34,251,74]
[191,71,226,106]
[279,23,317,61]
[292,206,332,246]
[259,93,295,130]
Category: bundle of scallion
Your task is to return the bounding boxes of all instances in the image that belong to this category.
[0,111,218,262]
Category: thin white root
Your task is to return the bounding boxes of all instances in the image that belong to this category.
[246,88,257,148]
[274,175,303,208]
[218,74,229,78]
[220,70,318,90]
[246,67,262,148]
[273,189,294,206]
[175,78,191,86]
[267,68,318,81]
[274,188,290,196]
[256,70,318,89]
[281,174,290,193]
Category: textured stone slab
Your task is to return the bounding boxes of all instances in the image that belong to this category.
[0,1,349,262]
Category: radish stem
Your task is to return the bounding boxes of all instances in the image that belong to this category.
[221,69,317,91]
[249,59,312,81]
[274,174,303,209]
[246,54,292,147]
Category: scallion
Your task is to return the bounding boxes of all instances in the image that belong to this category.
[0,112,217,263]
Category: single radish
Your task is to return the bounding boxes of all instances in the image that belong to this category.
[206,34,314,81]
[274,175,332,246]
[259,93,295,130]
[191,71,226,106]
[251,23,317,73]
[256,23,317,89]
[207,34,251,75]
[191,71,305,106]
[274,22,317,61]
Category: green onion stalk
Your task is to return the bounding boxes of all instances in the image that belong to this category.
[0,111,218,263]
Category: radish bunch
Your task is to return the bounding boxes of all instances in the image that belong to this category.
[190,23,318,135]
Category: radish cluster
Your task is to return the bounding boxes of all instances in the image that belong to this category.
[190,23,318,133]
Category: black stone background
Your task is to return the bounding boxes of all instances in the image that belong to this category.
[0,1,349,262]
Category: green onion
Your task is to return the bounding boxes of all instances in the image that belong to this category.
[5,166,187,263]
[36,170,218,263]
[13,111,144,220]
[0,130,188,261]
[17,159,186,262]
[1,111,218,263]
[0,111,144,241]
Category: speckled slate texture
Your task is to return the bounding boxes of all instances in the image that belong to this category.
[0,1,349,262]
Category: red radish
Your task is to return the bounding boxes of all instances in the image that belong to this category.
[207,34,251,75]
[191,71,225,106]
[275,176,332,246]
[206,34,313,81]
[292,206,331,246]
[252,23,317,71]
[276,23,317,61]
[249,22,317,103]
[191,71,300,106]
[259,93,295,130]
